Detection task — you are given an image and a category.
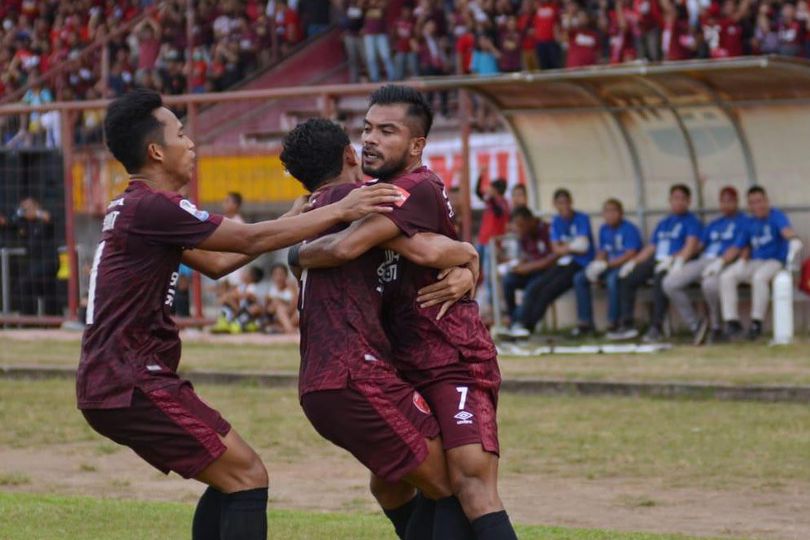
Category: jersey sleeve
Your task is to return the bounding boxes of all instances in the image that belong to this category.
[626,222,643,250]
[550,217,563,242]
[650,220,664,245]
[734,219,751,249]
[383,180,443,237]
[773,209,792,233]
[686,216,703,239]
[131,193,223,249]
[574,213,592,237]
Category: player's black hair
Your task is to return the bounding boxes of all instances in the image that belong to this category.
[491,178,507,195]
[604,198,624,213]
[270,262,289,276]
[512,184,527,194]
[553,188,572,201]
[104,88,165,173]
[280,118,350,192]
[248,266,264,283]
[747,185,767,197]
[368,85,433,138]
[511,205,535,221]
[670,183,692,198]
[227,192,243,207]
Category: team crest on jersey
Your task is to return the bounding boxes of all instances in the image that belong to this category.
[393,185,411,207]
[413,391,432,414]
[179,199,210,222]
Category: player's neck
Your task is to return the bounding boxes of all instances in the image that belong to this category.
[129,169,184,193]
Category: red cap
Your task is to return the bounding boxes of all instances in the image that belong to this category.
[720,185,738,199]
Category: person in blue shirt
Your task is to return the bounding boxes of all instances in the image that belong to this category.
[662,186,747,344]
[720,186,803,340]
[572,198,642,336]
[507,188,594,338]
[608,184,703,342]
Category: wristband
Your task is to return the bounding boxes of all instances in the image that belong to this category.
[287,244,301,268]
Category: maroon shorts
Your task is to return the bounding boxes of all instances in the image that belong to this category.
[402,360,501,455]
[301,376,440,483]
[81,382,231,479]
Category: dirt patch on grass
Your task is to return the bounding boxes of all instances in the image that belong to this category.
[1,442,807,539]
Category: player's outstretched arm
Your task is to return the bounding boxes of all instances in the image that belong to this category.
[297,214,403,268]
[181,250,256,280]
[197,184,402,256]
[382,233,478,270]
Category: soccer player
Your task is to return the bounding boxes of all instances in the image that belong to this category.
[296,86,518,540]
[75,89,403,540]
[720,186,803,340]
[507,188,595,338]
[282,117,480,539]
[574,198,642,335]
[609,184,703,342]
[662,186,747,344]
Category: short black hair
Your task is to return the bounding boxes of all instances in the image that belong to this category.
[511,205,535,221]
[604,198,624,213]
[104,88,165,173]
[747,185,767,197]
[368,85,433,138]
[491,178,507,195]
[280,118,350,192]
[227,192,243,207]
[670,183,691,198]
[512,184,527,194]
[553,188,572,201]
[248,266,264,283]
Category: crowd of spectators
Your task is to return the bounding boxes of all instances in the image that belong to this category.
[0,0,333,145]
[340,0,810,84]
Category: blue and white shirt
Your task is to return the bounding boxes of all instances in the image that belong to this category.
[599,220,643,263]
[701,213,747,259]
[734,208,792,262]
[650,212,703,260]
[551,211,595,267]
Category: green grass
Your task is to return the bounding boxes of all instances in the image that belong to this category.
[2,378,809,489]
[2,335,810,386]
[0,492,728,540]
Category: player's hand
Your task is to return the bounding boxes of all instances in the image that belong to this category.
[281,195,311,218]
[335,184,403,221]
[417,267,475,320]
[619,260,636,278]
[702,258,724,278]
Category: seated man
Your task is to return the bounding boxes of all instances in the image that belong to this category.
[662,186,747,344]
[265,263,299,334]
[574,198,642,336]
[213,266,265,334]
[609,184,703,342]
[721,186,803,340]
[501,206,556,326]
[508,188,594,338]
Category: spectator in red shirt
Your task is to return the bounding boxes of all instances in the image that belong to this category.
[778,2,805,56]
[632,0,663,61]
[475,175,510,304]
[455,11,476,74]
[135,17,161,72]
[533,0,562,69]
[566,9,601,67]
[418,18,450,115]
[517,0,539,70]
[393,5,419,79]
[701,0,749,58]
[499,15,523,72]
[362,0,396,82]
[661,0,696,60]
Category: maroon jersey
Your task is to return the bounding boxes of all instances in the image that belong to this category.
[520,221,551,261]
[298,182,395,397]
[76,181,222,409]
[379,167,497,371]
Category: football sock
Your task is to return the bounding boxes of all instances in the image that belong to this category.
[220,487,268,540]
[192,486,222,540]
[383,493,418,539]
[432,496,473,539]
[471,510,518,540]
[404,493,436,540]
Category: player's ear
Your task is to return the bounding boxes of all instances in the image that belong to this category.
[146,141,164,163]
[345,145,359,166]
[410,136,426,157]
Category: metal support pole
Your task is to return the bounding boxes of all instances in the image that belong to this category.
[459,90,473,243]
[61,110,79,320]
[187,102,203,319]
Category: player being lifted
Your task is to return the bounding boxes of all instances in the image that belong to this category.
[295,86,518,540]
[75,89,402,540]
[282,118,481,539]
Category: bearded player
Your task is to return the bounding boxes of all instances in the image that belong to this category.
[296,86,517,540]
[75,89,402,540]
[282,118,480,539]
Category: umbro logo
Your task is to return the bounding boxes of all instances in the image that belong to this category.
[454,411,474,425]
